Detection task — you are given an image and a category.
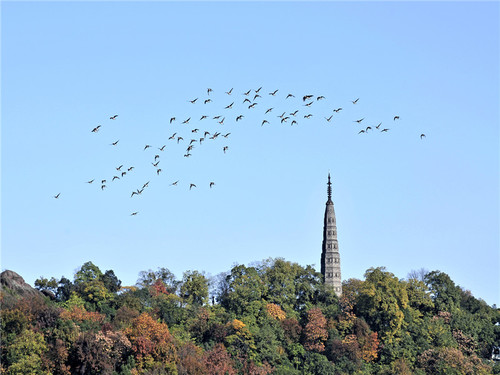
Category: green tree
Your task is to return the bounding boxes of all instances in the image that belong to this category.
[180,270,209,307]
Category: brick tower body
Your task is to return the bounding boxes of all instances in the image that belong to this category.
[320,174,342,296]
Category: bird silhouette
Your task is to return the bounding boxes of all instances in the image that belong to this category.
[269,89,279,96]
[304,114,313,119]
[325,115,333,122]
[169,133,177,140]
[143,181,150,189]
[156,169,162,175]
[304,101,313,107]
[110,115,118,120]
[286,94,295,99]
[317,96,325,100]
[116,165,123,170]
[152,161,160,167]
[255,87,262,93]
[190,183,196,190]
[210,182,215,188]
[204,99,212,104]
[121,171,126,177]
[352,98,359,104]
[265,108,273,114]
[144,145,151,150]
[303,95,313,101]
[225,102,234,109]
[354,118,365,123]
[225,88,233,95]
[158,145,166,151]
[128,166,134,171]
[110,140,119,146]
[101,185,106,190]
[130,212,138,216]
[182,117,191,124]
[91,125,101,133]
[243,89,251,96]
[290,110,299,116]
[394,116,400,121]
[53,193,60,199]
[248,103,257,109]
[177,137,184,143]
[333,108,342,112]
[358,130,365,134]
[253,94,262,101]
[171,180,179,186]
[207,88,213,95]
[222,133,231,138]
[376,123,382,129]
[200,115,208,120]
[420,133,426,139]
[218,117,225,125]
[170,117,176,124]
[189,98,198,104]
[262,120,269,126]
[236,115,244,121]
[291,120,298,126]
[223,146,228,153]
[87,179,94,184]
[112,176,120,181]
[192,128,199,133]
[381,128,389,132]
[243,98,251,104]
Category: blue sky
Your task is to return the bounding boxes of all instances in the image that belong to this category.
[2,1,499,306]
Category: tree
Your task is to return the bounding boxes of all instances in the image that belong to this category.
[302,308,328,353]
[100,270,121,293]
[203,343,236,375]
[180,270,209,307]
[356,267,409,344]
[125,313,177,371]
[6,329,49,374]
[424,271,462,313]
[137,267,179,294]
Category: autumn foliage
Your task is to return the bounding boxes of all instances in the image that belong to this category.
[1,260,499,374]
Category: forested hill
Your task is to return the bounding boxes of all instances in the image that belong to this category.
[2,259,499,374]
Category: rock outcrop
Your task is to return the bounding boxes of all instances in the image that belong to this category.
[0,270,44,307]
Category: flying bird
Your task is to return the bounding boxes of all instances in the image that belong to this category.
[101,185,106,190]
[265,108,273,114]
[192,128,199,133]
[171,180,179,186]
[116,165,123,170]
[182,117,191,124]
[223,146,228,153]
[128,166,134,171]
[325,115,333,122]
[304,101,313,107]
[291,120,298,126]
[253,94,262,101]
[333,108,342,113]
[304,114,313,119]
[420,133,426,139]
[112,176,120,181]
[87,179,94,184]
[269,89,279,96]
[91,125,101,133]
[210,182,215,188]
[158,145,166,151]
[225,102,234,109]
[225,88,233,95]
[243,89,251,96]
[130,212,138,216]
[394,116,400,121]
[177,137,184,143]
[204,131,211,137]
[381,128,389,132]
[352,98,359,104]
[110,115,118,120]
[222,133,231,138]
[152,161,160,167]
[204,99,212,104]
[248,103,257,109]
[189,98,198,104]
[262,120,269,126]
[255,87,262,93]
[358,130,365,134]
[169,133,177,140]
[200,115,208,120]
[53,193,60,199]
[144,145,151,150]
[303,95,313,101]
[190,183,196,190]
[243,98,251,104]
[156,169,162,175]
[286,94,295,99]
[101,180,107,184]
[290,110,299,116]
[170,117,176,124]
[111,140,119,146]
[218,117,225,125]
[207,88,213,95]
[375,123,382,129]
[317,96,325,100]
[236,115,244,121]
[143,181,150,189]
[354,118,365,123]
[121,171,126,177]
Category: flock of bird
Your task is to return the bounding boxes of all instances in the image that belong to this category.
[53,87,426,216]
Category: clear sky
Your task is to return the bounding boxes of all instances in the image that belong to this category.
[2,1,499,306]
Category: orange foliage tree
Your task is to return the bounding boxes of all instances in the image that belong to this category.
[303,308,328,352]
[125,313,177,371]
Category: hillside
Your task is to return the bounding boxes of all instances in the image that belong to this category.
[1,259,499,374]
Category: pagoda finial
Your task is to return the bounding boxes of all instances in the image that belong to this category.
[327,173,332,201]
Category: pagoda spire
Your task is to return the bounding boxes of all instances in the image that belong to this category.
[327,173,332,202]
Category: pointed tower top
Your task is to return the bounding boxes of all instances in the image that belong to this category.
[327,173,332,203]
